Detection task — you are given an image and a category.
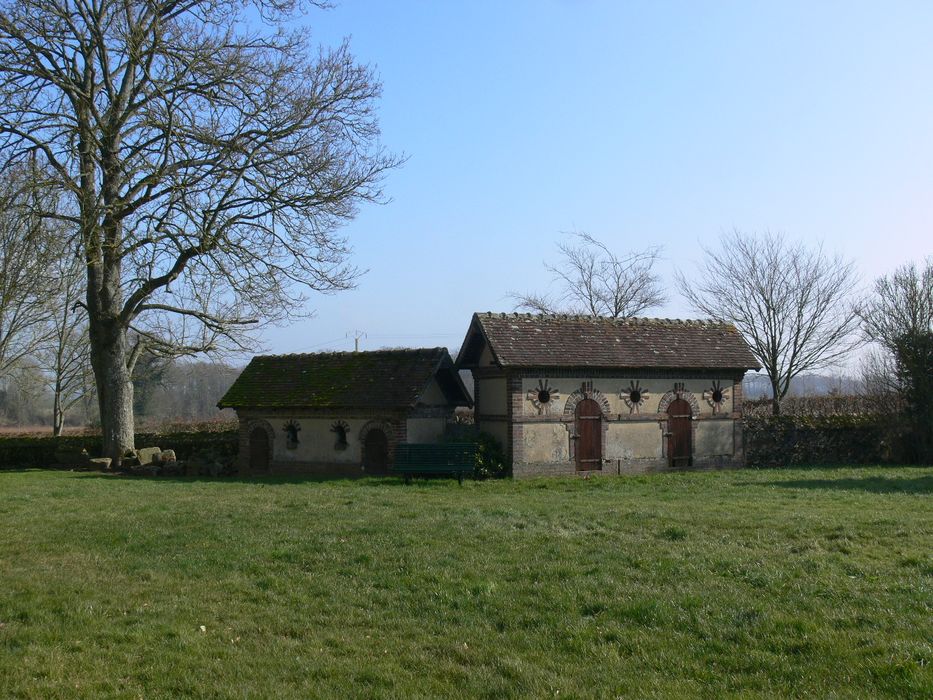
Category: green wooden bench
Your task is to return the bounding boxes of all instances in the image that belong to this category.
[392,443,477,484]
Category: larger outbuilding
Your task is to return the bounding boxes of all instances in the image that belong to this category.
[456,312,761,477]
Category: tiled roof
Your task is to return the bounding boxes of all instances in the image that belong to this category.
[218,347,470,409]
[461,313,760,370]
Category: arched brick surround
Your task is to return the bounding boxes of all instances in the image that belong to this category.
[245,419,274,473]
[563,384,612,416]
[358,419,401,465]
[562,383,610,470]
[657,389,699,465]
[657,390,700,417]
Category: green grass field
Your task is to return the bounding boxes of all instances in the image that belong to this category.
[1,467,931,698]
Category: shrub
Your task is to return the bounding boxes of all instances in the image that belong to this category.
[473,432,508,479]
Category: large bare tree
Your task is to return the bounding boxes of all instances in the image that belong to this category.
[676,230,862,415]
[0,0,400,463]
[512,231,666,318]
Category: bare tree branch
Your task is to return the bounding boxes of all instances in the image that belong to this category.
[512,231,667,318]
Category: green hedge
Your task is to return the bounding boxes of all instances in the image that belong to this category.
[744,414,903,467]
[0,430,238,470]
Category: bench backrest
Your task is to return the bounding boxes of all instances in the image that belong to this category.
[394,443,477,468]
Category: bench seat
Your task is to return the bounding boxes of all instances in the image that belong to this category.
[392,443,477,484]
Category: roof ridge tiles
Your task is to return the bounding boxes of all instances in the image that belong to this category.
[255,347,445,359]
[476,311,724,326]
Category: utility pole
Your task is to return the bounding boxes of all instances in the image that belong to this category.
[347,330,367,352]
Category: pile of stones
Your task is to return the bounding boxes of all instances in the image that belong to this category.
[55,445,234,477]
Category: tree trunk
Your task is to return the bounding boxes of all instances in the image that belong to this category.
[52,383,63,437]
[89,319,135,467]
[770,380,782,416]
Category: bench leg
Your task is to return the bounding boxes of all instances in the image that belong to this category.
[457,471,463,485]
[404,473,412,485]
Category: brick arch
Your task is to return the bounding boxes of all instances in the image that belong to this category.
[657,390,700,417]
[359,419,400,456]
[563,386,611,416]
[245,419,275,472]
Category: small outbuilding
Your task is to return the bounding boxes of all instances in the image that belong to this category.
[457,313,760,478]
[218,348,472,476]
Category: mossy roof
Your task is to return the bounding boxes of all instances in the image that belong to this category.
[218,348,470,410]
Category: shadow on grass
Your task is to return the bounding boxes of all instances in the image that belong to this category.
[66,472,467,488]
[760,474,933,495]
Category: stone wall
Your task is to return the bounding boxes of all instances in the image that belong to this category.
[473,369,748,478]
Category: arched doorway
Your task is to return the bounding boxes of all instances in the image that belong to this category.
[249,426,270,473]
[667,398,693,468]
[363,429,389,475]
[574,398,603,471]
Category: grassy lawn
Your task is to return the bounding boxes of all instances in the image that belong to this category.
[0,467,931,698]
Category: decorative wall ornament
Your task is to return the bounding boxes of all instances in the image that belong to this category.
[657,386,700,416]
[331,420,350,451]
[563,381,611,416]
[621,380,650,414]
[283,419,301,449]
[703,380,730,414]
[527,379,561,414]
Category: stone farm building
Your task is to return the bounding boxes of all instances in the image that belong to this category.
[218,348,472,476]
[456,313,760,478]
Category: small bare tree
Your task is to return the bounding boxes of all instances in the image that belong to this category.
[0,0,400,463]
[39,247,93,436]
[512,232,666,318]
[860,258,933,462]
[859,258,933,350]
[0,166,56,378]
[677,230,862,415]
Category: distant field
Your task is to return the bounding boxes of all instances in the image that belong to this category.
[0,467,930,698]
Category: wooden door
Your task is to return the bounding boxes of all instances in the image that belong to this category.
[363,429,389,474]
[249,427,270,473]
[575,398,603,471]
[667,398,692,468]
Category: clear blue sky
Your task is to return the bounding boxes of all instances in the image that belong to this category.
[261,0,933,356]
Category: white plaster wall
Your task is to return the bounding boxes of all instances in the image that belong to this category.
[478,344,497,366]
[522,423,570,463]
[264,416,369,463]
[695,420,735,456]
[406,417,446,443]
[479,419,508,451]
[478,377,507,415]
[606,422,663,460]
[419,378,447,406]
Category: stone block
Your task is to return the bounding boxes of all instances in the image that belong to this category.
[88,457,112,470]
[136,447,162,465]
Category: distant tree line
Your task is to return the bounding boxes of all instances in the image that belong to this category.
[0,357,240,432]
